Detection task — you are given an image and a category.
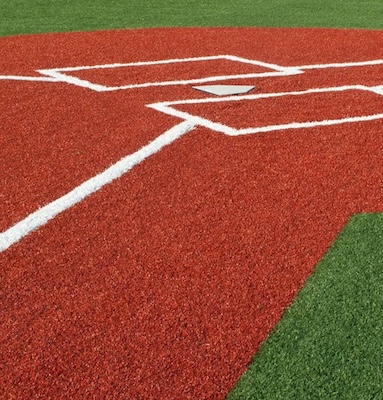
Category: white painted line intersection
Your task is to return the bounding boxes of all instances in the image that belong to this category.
[38,55,298,92]
[1,54,383,251]
[149,84,383,136]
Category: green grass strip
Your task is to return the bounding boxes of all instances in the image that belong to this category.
[228,213,383,399]
[1,0,383,37]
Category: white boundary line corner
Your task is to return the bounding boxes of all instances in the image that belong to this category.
[148,84,383,136]
[37,55,301,92]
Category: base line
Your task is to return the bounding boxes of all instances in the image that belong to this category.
[0,120,195,253]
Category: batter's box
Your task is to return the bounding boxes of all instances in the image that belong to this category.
[149,85,383,136]
[38,55,300,92]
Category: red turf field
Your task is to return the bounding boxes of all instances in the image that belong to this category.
[1,27,383,398]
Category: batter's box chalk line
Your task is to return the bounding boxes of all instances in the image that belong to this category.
[148,84,383,136]
[2,56,383,251]
[0,55,383,92]
[1,54,383,90]
[36,55,300,92]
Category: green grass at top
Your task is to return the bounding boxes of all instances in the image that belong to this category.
[0,0,383,37]
[227,212,383,399]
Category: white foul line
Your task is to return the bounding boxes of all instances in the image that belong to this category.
[0,120,195,253]
[0,75,58,82]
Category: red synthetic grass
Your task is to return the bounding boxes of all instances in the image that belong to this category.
[1,27,383,399]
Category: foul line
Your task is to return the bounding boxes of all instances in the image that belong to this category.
[0,75,58,82]
[0,120,195,253]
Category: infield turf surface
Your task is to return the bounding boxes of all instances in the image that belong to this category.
[1,2,383,400]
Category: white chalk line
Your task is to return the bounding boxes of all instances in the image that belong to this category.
[293,59,383,70]
[149,85,383,136]
[152,84,369,106]
[236,113,383,135]
[43,55,292,73]
[148,103,239,136]
[36,56,383,92]
[0,120,195,253]
[2,55,383,251]
[37,70,108,92]
[37,70,299,92]
[37,54,299,92]
[0,75,58,82]
[1,55,383,91]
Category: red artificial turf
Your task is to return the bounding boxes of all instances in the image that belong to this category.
[1,27,383,399]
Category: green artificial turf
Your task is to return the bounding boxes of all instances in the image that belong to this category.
[1,0,383,37]
[228,213,383,399]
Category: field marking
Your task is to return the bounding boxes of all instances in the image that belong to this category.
[2,56,383,251]
[36,56,383,92]
[0,75,58,82]
[0,120,195,253]
[36,71,108,92]
[37,70,297,92]
[1,56,383,91]
[43,55,290,72]
[37,55,300,92]
[149,85,383,136]
[293,59,383,70]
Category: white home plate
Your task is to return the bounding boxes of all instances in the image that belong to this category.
[192,85,255,96]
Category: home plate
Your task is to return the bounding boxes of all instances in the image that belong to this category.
[192,85,255,96]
